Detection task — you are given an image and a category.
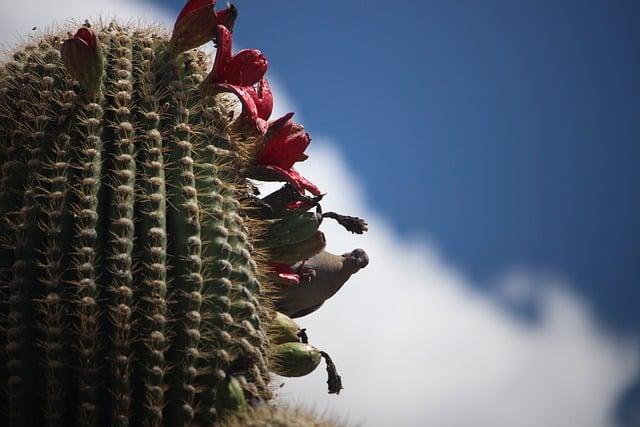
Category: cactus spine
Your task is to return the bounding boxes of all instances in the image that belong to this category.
[0,3,367,427]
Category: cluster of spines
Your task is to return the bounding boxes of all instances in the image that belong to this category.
[163,45,207,425]
[33,39,75,425]
[130,31,169,426]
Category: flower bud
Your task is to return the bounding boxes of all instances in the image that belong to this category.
[60,27,103,95]
[170,0,237,54]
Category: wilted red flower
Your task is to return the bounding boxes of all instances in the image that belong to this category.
[251,113,321,196]
[60,27,103,95]
[170,0,237,54]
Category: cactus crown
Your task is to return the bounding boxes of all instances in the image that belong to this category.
[0,2,366,426]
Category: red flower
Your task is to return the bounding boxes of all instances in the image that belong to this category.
[170,0,237,54]
[251,113,322,196]
[200,25,273,130]
[60,27,103,95]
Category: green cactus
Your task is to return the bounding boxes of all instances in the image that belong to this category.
[0,3,366,427]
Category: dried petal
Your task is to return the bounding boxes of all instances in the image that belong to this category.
[264,112,294,140]
[322,212,368,234]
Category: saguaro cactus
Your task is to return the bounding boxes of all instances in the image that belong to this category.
[0,1,367,426]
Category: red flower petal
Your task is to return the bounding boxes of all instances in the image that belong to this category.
[74,27,97,49]
[257,115,310,170]
[255,165,322,196]
[224,49,267,86]
[287,167,322,196]
[208,83,259,122]
[258,130,310,170]
[265,112,294,140]
[250,78,273,120]
[209,24,232,83]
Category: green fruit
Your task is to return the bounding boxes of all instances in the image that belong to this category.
[270,343,321,377]
[215,377,248,419]
[270,312,302,345]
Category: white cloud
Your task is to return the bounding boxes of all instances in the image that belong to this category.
[1,1,637,426]
[280,142,639,427]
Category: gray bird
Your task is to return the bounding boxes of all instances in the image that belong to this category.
[274,249,369,318]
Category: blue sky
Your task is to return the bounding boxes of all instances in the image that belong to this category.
[1,0,639,425]
[148,0,640,331]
